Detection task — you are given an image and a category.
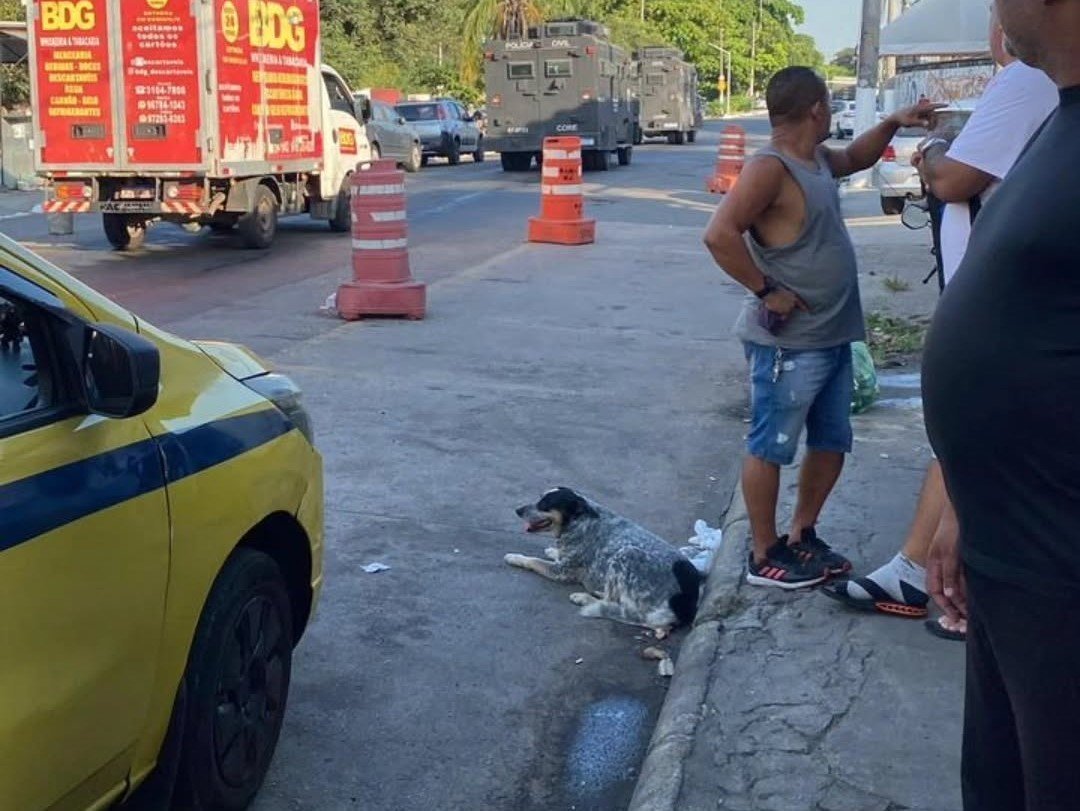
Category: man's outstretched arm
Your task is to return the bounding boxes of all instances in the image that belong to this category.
[826,99,945,178]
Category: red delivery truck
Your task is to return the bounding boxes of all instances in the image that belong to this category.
[28,0,373,250]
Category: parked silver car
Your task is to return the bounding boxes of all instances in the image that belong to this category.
[361,98,423,172]
[395,99,485,166]
[832,101,856,140]
[873,126,926,215]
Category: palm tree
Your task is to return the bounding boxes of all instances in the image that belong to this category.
[461,0,546,83]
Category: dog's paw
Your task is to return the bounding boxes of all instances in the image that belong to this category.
[569,592,595,606]
[504,553,529,568]
[545,547,559,561]
[653,627,670,641]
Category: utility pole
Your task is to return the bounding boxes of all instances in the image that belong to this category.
[854,0,882,137]
[882,0,903,80]
[641,0,645,22]
[749,0,764,98]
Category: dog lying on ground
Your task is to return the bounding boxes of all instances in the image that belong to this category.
[506,487,702,637]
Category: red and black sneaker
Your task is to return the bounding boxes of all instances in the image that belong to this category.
[790,527,852,576]
[747,539,828,590]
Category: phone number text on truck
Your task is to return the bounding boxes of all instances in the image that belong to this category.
[29,0,373,250]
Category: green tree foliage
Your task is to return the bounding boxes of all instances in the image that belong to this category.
[830,46,858,75]
[4,0,818,108]
[0,0,28,109]
[458,0,818,98]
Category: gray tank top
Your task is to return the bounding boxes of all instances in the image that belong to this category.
[734,145,865,349]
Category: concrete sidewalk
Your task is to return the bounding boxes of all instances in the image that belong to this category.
[629,204,965,811]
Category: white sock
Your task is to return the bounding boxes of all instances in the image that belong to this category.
[845,553,927,604]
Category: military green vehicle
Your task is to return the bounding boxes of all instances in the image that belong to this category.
[483,19,640,172]
[633,46,701,144]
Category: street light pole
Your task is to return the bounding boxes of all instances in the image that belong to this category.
[708,42,733,117]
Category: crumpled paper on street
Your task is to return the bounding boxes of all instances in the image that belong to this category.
[679,519,723,575]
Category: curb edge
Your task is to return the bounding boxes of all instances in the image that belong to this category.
[627,483,749,811]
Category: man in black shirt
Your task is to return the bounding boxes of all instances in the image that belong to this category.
[922,1,1080,809]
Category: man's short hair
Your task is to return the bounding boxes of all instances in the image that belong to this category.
[766,67,828,125]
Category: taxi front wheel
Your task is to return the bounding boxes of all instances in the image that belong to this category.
[176,549,294,810]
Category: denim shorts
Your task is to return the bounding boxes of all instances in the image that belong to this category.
[744,342,854,465]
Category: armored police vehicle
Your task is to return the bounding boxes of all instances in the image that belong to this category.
[633,46,701,144]
[484,19,639,172]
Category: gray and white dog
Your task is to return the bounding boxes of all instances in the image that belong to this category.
[506,487,702,636]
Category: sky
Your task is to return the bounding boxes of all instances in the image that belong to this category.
[799,0,862,61]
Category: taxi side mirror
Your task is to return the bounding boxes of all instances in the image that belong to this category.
[358,98,372,123]
[82,323,160,419]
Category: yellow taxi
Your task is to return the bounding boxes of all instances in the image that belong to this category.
[0,233,323,810]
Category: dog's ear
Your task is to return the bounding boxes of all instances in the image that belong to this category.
[538,487,591,522]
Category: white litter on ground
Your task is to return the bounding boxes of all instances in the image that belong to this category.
[679,519,723,574]
[319,292,338,316]
[361,562,390,574]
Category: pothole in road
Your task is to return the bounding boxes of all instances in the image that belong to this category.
[564,695,650,805]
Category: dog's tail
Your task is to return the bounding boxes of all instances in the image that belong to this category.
[669,559,702,626]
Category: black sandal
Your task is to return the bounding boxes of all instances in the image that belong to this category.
[924,617,966,642]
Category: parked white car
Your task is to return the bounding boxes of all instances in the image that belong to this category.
[873,126,927,215]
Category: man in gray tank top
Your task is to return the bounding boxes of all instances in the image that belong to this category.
[704,67,940,589]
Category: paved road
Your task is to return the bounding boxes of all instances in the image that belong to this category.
[0,117,770,811]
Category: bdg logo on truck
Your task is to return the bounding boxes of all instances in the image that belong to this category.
[40,1,95,30]
[221,1,306,51]
[339,128,357,155]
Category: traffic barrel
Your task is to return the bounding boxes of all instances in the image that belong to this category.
[336,159,426,320]
[527,136,596,245]
[706,125,746,194]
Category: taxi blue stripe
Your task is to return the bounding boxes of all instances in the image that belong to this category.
[0,408,294,555]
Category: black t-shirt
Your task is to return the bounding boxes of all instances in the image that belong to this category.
[923,85,1080,599]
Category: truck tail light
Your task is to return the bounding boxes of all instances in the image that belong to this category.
[484,51,495,61]
[881,145,897,163]
[165,182,202,201]
[491,94,502,107]
[581,91,593,100]
[585,46,596,55]
[55,182,90,200]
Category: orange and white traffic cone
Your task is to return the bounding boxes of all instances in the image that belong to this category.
[527,136,596,245]
[706,125,746,194]
[336,159,426,320]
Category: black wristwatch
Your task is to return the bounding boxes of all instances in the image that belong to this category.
[754,276,778,299]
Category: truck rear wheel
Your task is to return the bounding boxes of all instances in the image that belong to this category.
[500,152,531,172]
[238,186,278,249]
[668,131,686,145]
[103,214,147,251]
[687,130,697,143]
[617,146,633,166]
[584,151,610,172]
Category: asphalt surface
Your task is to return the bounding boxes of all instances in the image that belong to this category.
[0,117,771,811]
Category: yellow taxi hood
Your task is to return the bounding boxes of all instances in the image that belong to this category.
[191,340,272,381]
